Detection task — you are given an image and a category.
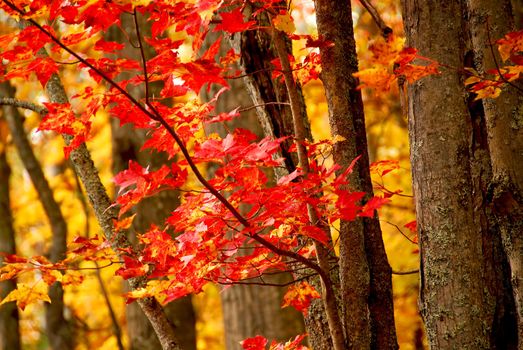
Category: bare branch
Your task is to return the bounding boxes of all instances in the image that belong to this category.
[0,97,48,115]
[358,0,393,39]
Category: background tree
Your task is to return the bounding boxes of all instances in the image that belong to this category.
[0,107,21,350]
[201,30,306,348]
[0,80,74,350]
[108,13,197,350]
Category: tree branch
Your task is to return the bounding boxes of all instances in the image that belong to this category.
[270,18,346,350]
[358,0,392,39]
[0,97,48,115]
[0,81,74,350]
[391,269,419,275]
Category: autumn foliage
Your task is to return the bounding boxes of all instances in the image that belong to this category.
[0,0,522,348]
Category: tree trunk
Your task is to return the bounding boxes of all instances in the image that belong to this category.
[313,1,398,349]
[226,7,336,349]
[0,120,21,350]
[0,81,74,350]
[401,1,500,348]
[44,61,183,350]
[465,1,523,344]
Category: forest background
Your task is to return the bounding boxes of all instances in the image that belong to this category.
[0,0,520,349]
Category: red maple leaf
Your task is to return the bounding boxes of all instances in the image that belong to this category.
[241,335,268,350]
[214,8,257,34]
[359,196,390,218]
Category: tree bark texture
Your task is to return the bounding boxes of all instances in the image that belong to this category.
[226,7,337,349]
[108,13,196,350]
[465,1,523,344]
[0,81,74,350]
[201,31,305,349]
[0,119,21,350]
[401,1,503,348]
[313,1,398,349]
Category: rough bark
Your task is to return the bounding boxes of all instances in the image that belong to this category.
[108,13,197,350]
[465,60,518,350]
[226,7,337,349]
[512,0,523,28]
[401,1,496,348]
[0,81,74,350]
[0,120,21,350]
[313,1,398,349]
[465,1,523,344]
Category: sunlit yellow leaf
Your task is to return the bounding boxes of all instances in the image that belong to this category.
[464,75,481,86]
[331,135,346,143]
[0,282,50,311]
[273,14,296,34]
[353,68,396,91]
[61,271,85,286]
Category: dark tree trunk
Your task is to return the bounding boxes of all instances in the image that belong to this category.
[313,1,398,349]
[112,123,197,350]
[201,30,305,349]
[0,120,21,350]
[465,1,523,344]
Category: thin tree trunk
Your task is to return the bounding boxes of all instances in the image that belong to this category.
[226,6,337,349]
[401,1,496,348]
[0,118,21,350]
[465,1,523,344]
[313,1,398,349]
[0,81,74,350]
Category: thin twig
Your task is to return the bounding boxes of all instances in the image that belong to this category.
[133,8,152,107]
[358,0,392,39]
[381,220,417,245]
[237,102,290,113]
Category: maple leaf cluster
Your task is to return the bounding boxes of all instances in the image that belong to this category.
[0,0,390,325]
[353,29,523,100]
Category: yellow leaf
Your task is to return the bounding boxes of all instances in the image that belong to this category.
[273,14,296,34]
[464,75,481,86]
[61,271,85,286]
[474,86,501,100]
[282,281,320,315]
[0,282,51,311]
[353,68,396,91]
[41,269,62,285]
